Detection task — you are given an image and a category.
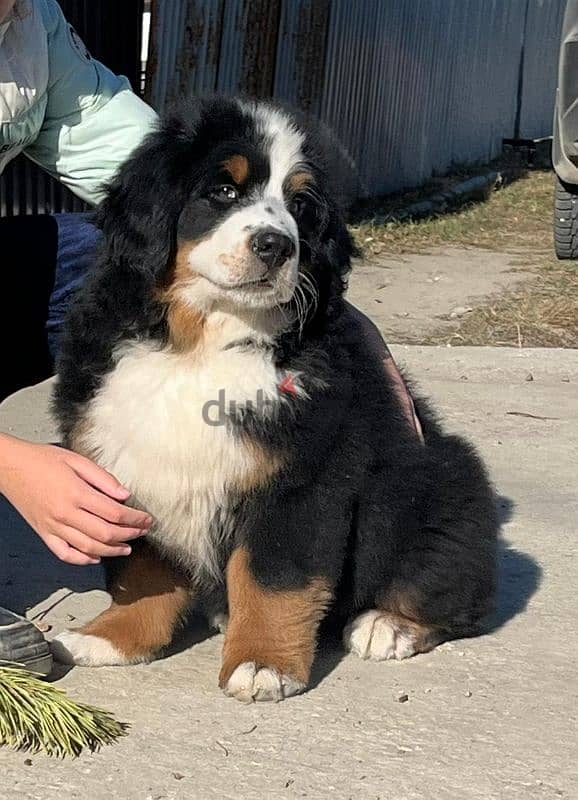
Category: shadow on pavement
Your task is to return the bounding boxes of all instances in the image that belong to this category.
[488,495,542,633]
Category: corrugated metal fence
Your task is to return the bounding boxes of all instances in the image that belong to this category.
[1,0,567,212]
[146,0,566,196]
[0,0,143,215]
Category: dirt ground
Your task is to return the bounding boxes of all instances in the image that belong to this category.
[347,246,534,343]
[349,170,578,348]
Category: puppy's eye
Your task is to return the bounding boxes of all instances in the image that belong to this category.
[289,196,306,218]
[210,185,239,204]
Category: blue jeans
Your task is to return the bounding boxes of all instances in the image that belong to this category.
[0,212,100,401]
[47,213,102,360]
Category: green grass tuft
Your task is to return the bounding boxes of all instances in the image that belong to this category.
[0,665,128,758]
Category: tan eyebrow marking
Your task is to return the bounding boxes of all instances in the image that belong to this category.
[288,171,314,193]
[222,155,250,185]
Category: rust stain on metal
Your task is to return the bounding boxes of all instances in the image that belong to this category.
[240,0,282,97]
[294,0,330,111]
[175,0,226,97]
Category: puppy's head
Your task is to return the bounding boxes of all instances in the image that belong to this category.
[98,97,356,325]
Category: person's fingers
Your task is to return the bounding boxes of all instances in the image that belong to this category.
[80,488,152,529]
[66,452,131,500]
[55,524,133,559]
[70,508,145,546]
[40,531,101,566]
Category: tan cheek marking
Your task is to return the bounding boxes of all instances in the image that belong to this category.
[218,241,252,281]
[156,242,207,353]
[289,172,314,193]
[222,155,250,185]
[165,300,206,353]
[219,548,332,687]
[79,546,192,662]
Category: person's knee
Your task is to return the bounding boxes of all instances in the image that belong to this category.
[343,300,390,359]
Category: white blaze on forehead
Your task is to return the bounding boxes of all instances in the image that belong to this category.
[242,102,305,198]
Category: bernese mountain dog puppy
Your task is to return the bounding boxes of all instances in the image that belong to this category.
[51,97,498,703]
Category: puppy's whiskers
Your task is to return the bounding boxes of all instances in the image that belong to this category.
[299,272,319,317]
[292,285,306,337]
[283,271,319,338]
[273,298,295,329]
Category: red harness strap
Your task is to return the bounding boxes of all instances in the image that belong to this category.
[382,352,425,443]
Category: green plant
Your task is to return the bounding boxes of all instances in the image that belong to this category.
[0,665,128,758]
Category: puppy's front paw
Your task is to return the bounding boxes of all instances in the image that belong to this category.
[51,630,132,667]
[222,662,305,703]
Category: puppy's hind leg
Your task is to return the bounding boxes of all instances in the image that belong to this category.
[345,436,498,662]
[344,604,446,662]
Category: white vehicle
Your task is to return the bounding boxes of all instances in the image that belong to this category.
[553,0,578,258]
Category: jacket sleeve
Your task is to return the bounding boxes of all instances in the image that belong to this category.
[23,0,158,205]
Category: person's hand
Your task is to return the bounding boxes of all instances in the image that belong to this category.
[0,436,152,565]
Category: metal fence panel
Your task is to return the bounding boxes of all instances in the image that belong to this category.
[273,0,330,113]
[213,0,245,92]
[147,0,567,196]
[317,0,532,193]
[145,0,188,109]
[215,0,282,96]
[173,0,226,98]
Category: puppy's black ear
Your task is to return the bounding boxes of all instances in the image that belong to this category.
[303,190,358,313]
[295,113,360,305]
[96,114,196,281]
[320,196,358,288]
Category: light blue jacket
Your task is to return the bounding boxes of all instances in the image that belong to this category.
[0,0,157,205]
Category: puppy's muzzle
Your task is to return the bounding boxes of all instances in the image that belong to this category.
[251,227,296,271]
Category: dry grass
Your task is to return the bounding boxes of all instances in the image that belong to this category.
[427,264,578,348]
[352,170,578,348]
[352,169,553,255]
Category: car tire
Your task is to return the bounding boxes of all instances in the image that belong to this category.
[554,177,578,259]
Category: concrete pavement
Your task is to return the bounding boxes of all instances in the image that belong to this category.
[0,346,576,799]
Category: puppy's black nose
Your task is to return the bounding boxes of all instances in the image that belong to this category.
[251,228,295,269]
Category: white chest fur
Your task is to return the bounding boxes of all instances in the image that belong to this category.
[75,315,290,580]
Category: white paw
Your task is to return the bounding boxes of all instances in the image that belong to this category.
[223,662,305,703]
[343,610,417,661]
[51,630,131,667]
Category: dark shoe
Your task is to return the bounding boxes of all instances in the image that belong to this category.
[0,607,53,676]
